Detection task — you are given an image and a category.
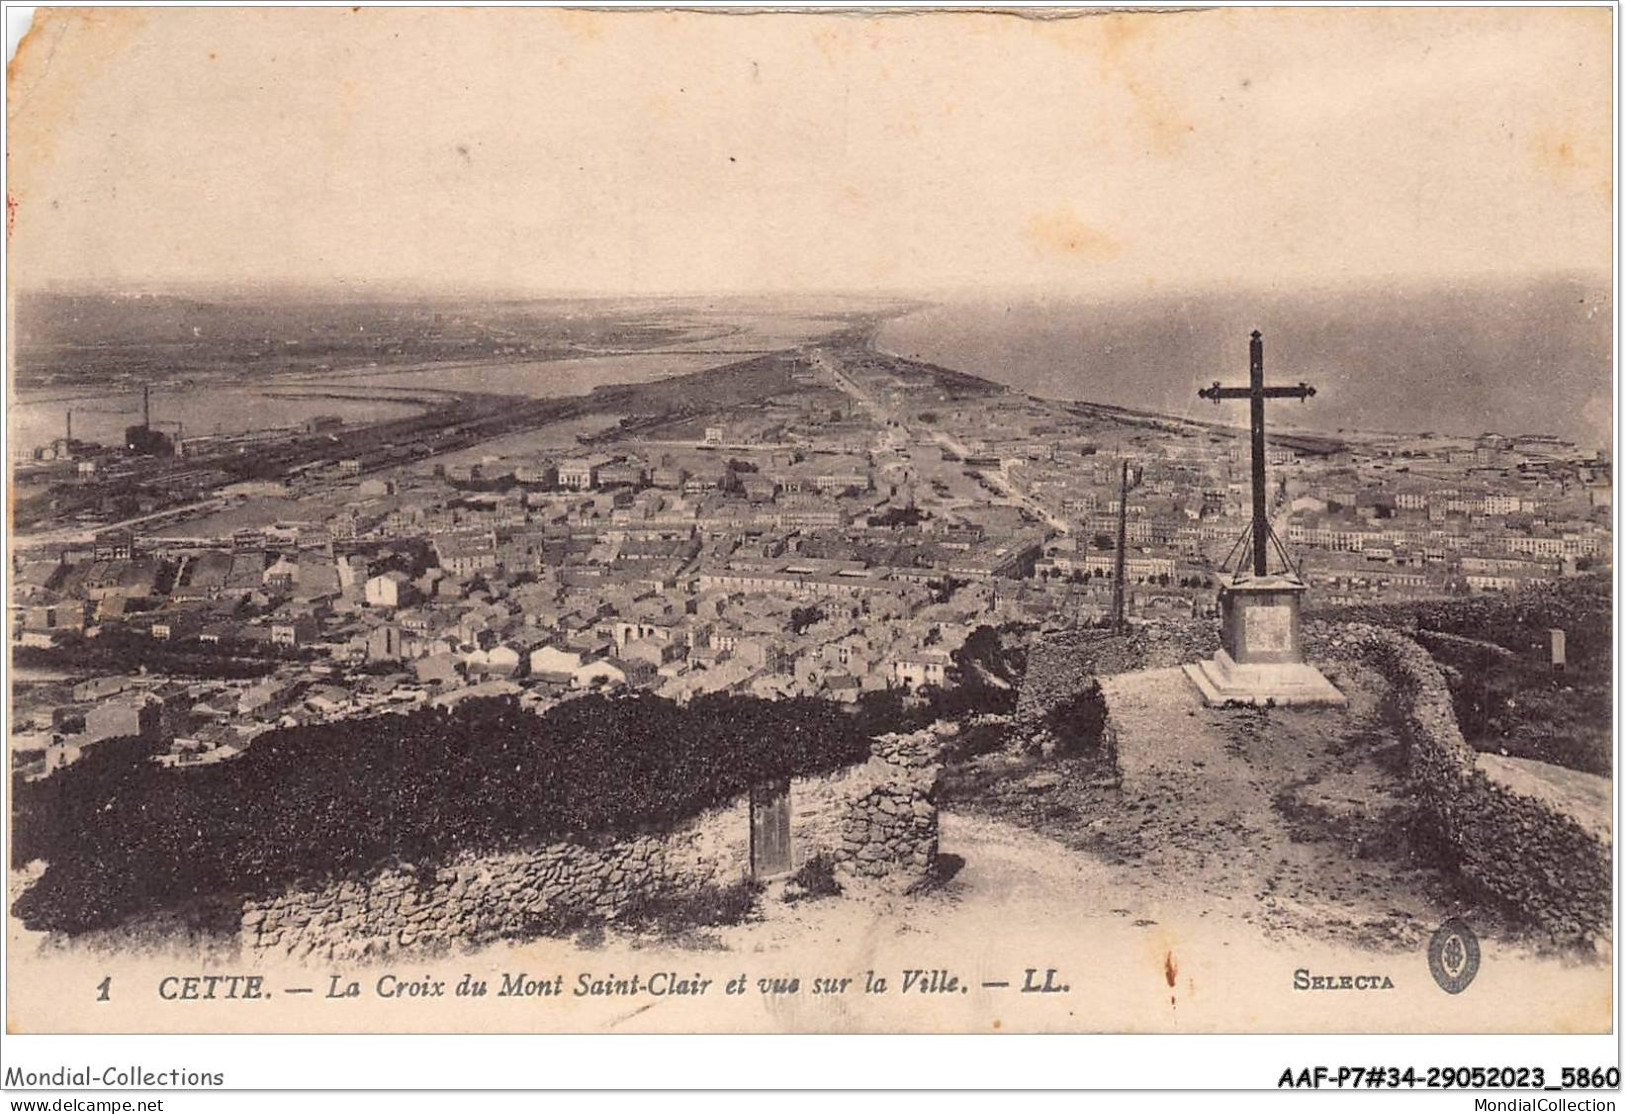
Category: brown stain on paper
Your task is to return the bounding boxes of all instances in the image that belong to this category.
[8,7,152,114]
[8,6,152,210]
[1531,127,1611,202]
[551,8,608,44]
[1042,9,1201,155]
[1023,206,1122,263]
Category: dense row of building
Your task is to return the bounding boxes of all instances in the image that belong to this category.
[10,341,1611,782]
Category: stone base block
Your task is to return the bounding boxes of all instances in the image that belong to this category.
[1182,649,1346,708]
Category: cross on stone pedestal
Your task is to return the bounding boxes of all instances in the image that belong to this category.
[1182,331,1344,708]
[1199,330,1315,578]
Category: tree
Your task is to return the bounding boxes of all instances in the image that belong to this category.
[788,605,826,635]
[951,625,1024,692]
[867,505,925,529]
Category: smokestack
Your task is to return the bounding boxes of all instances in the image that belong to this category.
[143,384,151,429]
[65,408,72,442]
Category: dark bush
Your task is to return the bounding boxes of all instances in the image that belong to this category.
[1047,682,1109,756]
[940,719,1010,763]
[11,692,869,935]
[658,878,761,927]
[620,877,763,934]
[786,851,841,902]
[951,624,1027,689]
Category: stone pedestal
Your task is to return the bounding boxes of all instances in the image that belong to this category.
[1183,574,1345,707]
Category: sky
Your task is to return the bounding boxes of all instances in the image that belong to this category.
[5,6,1613,296]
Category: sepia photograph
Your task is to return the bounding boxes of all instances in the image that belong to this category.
[1,0,1615,1069]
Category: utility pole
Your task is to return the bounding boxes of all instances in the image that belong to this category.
[1111,459,1139,634]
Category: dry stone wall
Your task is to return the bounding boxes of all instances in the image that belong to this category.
[835,729,944,887]
[1307,621,1611,945]
[242,734,941,959]
[1018,622,1219,722]
[241,809,748,961]
[1412,629,1519,665]
[1313,578,1610,676]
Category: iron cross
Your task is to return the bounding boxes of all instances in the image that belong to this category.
[1198,331,1316,577]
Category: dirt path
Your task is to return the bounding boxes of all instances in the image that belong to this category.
[10,800,1609,1034]
[963,664,1521,954]
[10,663,1610,1033]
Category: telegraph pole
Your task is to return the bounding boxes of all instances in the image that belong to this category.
[1112,460,1134,633]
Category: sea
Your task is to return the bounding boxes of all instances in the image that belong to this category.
[875,275,1612,449]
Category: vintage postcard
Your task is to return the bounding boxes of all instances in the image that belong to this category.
[3,4,1614,1042]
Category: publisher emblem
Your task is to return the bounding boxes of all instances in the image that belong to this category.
[1428,918,1481,995]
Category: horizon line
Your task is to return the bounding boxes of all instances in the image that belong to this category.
[11,266,1612,304]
